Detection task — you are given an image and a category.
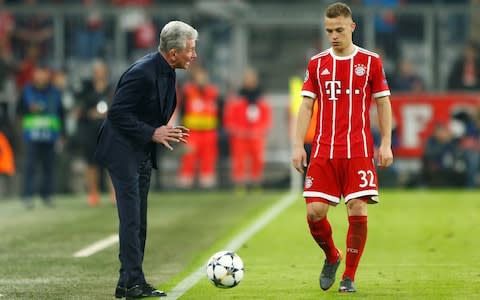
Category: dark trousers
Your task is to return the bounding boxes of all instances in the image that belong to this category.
[23,141,55,201]
[109,157,152,288]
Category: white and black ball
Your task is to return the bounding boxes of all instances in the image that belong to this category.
[206,251,244,288]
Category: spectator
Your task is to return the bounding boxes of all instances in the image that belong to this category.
[51,64,76,139]
[391,58,425,92]
[451,109,480,188]
[447,41,480,91]
[12,0,53,60]
[223,67,272,194]
[17,63,64,208]
[362,0,400,61]
[15,44,40,91]
[177,65,219,189]
[75,60,115,206]
[131,15,157,59]
[112,0,154,60]
[0,0,15,59]
[421,123,465,187]
[73,2,106,60]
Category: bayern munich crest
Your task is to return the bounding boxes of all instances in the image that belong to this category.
[304,70,309,82]
[305,176,313,189]
[354,64,366,76]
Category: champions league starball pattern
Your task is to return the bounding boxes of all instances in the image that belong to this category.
[206,251,244,288]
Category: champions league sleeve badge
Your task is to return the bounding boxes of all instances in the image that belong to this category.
[304,70,309,82]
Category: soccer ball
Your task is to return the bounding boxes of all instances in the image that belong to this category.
[206,251,244,288]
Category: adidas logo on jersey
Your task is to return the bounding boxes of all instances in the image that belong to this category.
[321,69,331,76]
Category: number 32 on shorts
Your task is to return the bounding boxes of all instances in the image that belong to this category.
[357,170,376,188]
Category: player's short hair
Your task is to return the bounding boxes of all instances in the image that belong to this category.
[158,21,198,53]
[325,2,352,19]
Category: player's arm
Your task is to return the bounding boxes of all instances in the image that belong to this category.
[376,96,394,168]
[292,96,315,174]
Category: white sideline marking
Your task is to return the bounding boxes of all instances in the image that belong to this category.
[165,192,298,300]
[73,234,118,257]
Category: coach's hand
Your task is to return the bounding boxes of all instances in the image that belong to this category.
[292,144,308,174]
[377,143,393,168]
[152,125,190,150]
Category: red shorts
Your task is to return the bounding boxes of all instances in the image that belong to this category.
[303,157,379,205]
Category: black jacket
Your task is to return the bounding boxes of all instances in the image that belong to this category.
[95,52,176,170]
[447,57,480,91]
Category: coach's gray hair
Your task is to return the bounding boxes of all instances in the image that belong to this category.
[158,21,198,53]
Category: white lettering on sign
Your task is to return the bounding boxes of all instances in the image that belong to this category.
[401,104,432,148]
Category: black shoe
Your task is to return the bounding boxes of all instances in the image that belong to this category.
[125,283,166,299]
[339,277,356,292]
[319,249,342,291]
[114,285,126,298]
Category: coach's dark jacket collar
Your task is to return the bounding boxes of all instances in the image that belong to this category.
[156,52,175,77]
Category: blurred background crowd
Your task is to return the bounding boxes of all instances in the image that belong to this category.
[0,0,479,207]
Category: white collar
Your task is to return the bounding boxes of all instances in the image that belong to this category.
[329,45,358,60]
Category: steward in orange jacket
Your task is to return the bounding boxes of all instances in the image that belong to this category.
[0,131,15,176]
[223,68,271,190]
[177,67,219,188]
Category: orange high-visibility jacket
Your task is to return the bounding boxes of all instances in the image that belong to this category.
[0,131,15,175]
[181,83,219,131]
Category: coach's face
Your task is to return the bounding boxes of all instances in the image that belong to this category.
[324,16,355,54]
[172,39,197,69]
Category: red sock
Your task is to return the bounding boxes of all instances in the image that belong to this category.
[307,217,338,263]
[343,215,368,281]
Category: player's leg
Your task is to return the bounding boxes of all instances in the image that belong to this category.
[338,198,368,292]
[339,157,378,292]
[303,158,342,290]
[306,199,342,291]
[306,201,338,261]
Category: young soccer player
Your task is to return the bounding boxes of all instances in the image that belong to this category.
[292,2,394,292]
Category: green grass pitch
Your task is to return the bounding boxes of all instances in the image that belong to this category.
[1,190,479,299]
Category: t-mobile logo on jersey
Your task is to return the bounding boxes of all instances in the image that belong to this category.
[325,80,341,100]
[325,80,361,100]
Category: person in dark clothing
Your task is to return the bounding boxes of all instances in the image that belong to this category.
[17,63,64,208]
[94,21,197,299]
[421,123,465,187]
[447,41,480,91]
[76,60,115,206]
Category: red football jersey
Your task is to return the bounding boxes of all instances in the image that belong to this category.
[302,46,390,159]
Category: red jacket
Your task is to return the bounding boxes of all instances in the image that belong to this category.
[224,95,271,138]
